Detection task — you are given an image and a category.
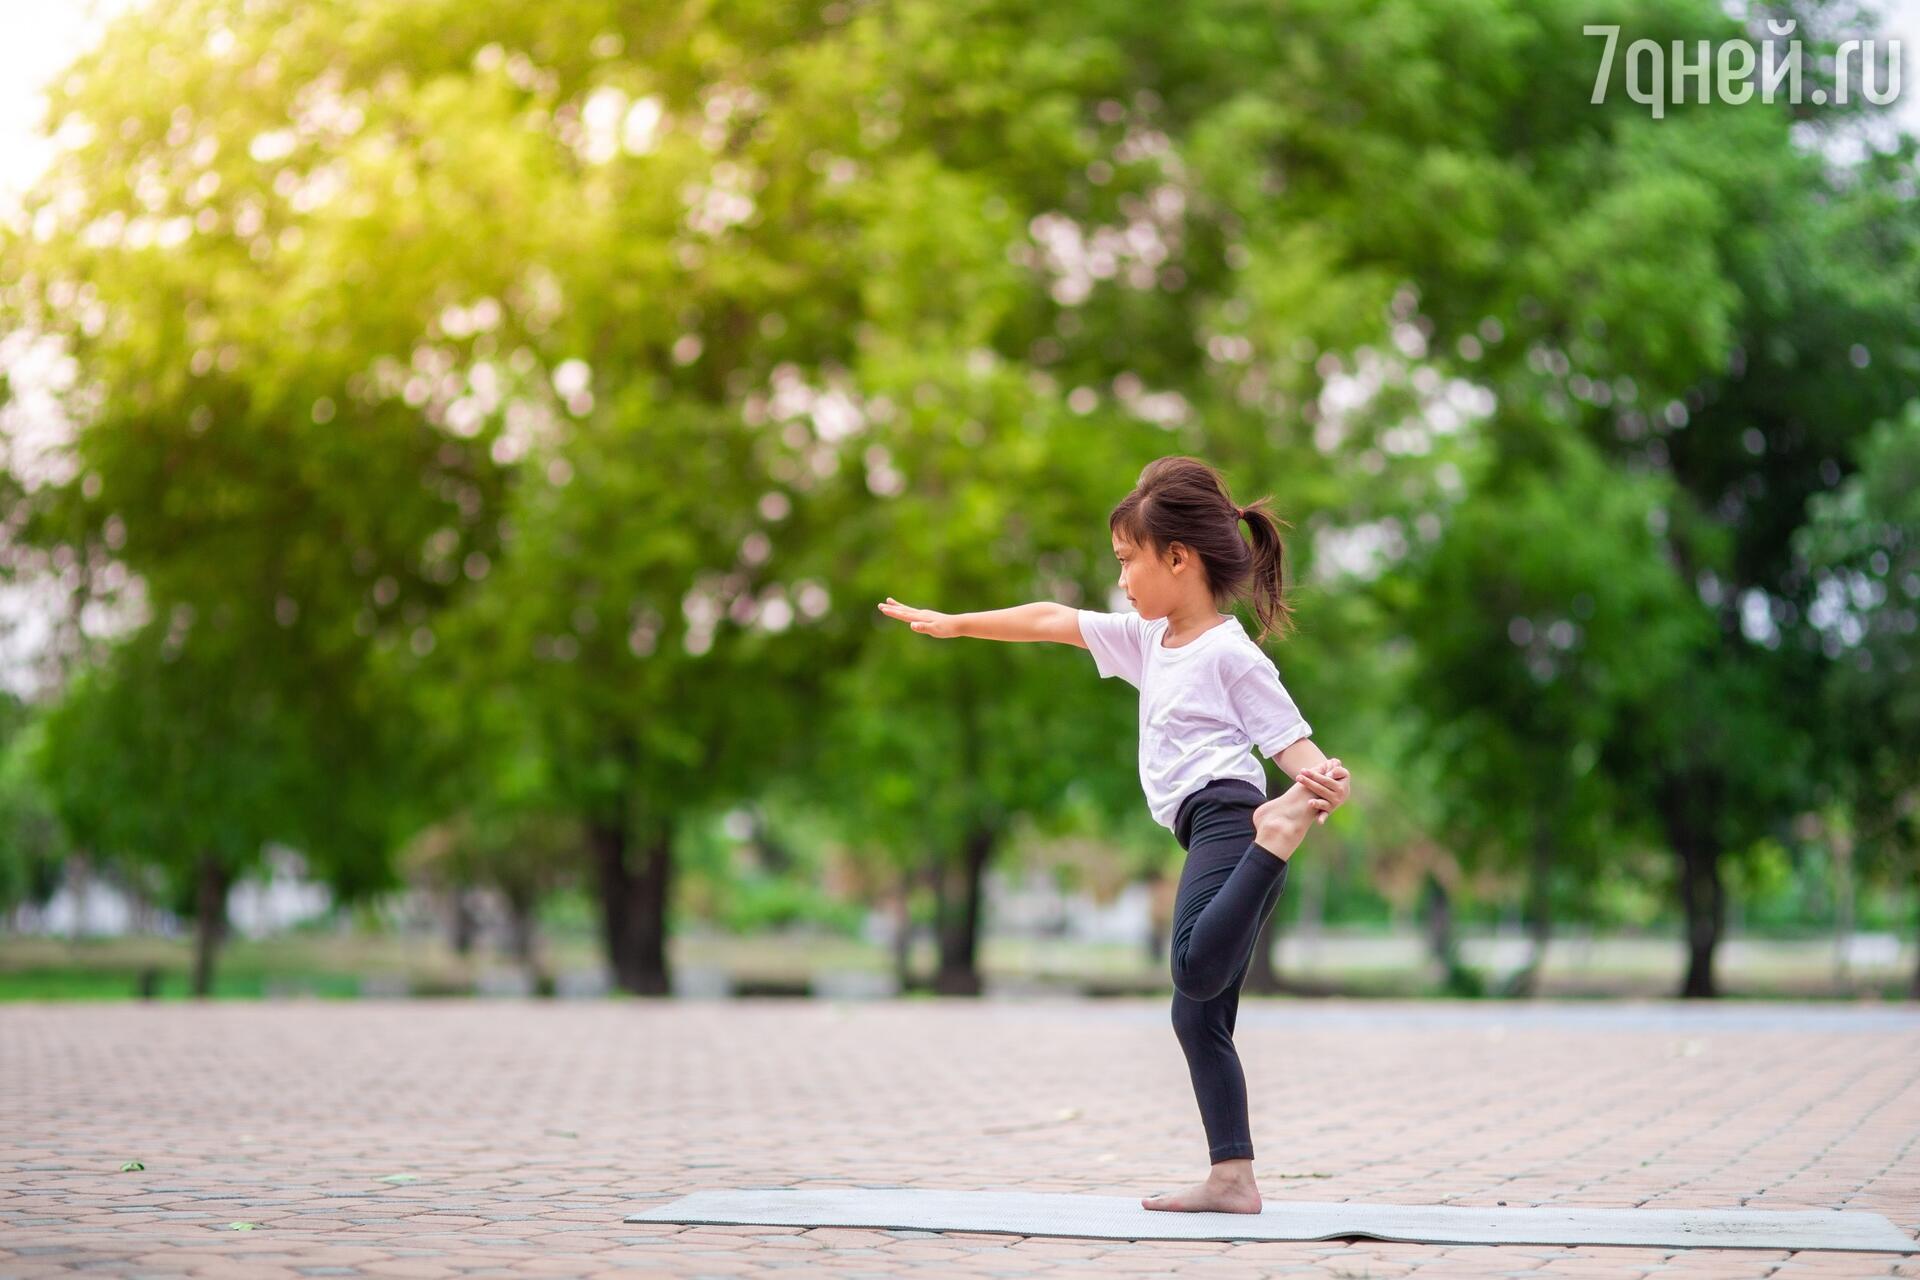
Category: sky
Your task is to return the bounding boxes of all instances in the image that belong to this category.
[0,0,138,215]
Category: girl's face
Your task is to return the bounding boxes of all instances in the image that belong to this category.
[1113,532,1197,619]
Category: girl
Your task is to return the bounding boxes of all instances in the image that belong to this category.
[877,455,1351,1215]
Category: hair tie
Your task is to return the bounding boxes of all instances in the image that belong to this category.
[1235,505,1247,520]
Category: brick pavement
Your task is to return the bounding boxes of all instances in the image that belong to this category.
[2,998,1918,1278]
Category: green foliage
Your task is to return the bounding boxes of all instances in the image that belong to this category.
[0,0,1915,981]
[714,876,865,936]
[1798,403,1920,891]
[0,702,70,915]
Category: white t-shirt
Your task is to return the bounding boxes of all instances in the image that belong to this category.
[1077,608,1313,831]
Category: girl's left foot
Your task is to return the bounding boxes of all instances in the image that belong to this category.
[1250,784,1326,862]
[1141,1160,1262,1213]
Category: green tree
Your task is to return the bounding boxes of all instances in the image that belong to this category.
[1798,403,1920,994]
[419,394,848,995]
[29,632,315,993]
[1392,430,1707,995]
[0,0,578,984]
[0,697,71,926]
[6,0,1915,1008]
[1152,0,1920,996]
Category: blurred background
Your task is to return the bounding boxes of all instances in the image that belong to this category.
[1,0,1918,1005]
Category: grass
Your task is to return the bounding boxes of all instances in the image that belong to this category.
[0,967,364,1001]
[0,926,1912,1001]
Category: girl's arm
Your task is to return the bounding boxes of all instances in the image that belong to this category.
[1273,737,1328,781]
[876,597,1085,646]
[1274,738,1351,824]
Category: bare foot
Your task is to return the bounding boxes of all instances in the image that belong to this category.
[1141,1161,1262,1213]
[1249,783,1328,862]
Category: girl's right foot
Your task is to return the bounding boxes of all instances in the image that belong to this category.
[1250,784,1327,862]
[1141,1161,1262,1213]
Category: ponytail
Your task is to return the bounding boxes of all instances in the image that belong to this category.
[1235,496,1296,645]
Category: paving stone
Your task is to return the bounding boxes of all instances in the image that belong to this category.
[2,1000,1917,1277]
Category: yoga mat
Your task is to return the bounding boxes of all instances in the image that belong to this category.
[628,1187,1920,1252]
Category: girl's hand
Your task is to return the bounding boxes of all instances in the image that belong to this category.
[877,597,963,638]
[1295,758,1350,824]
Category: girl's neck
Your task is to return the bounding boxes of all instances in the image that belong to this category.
[1161,603,1230,649]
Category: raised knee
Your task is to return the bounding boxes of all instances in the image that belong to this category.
[1179,980,1230,1004]
[1170,960,1229,1004]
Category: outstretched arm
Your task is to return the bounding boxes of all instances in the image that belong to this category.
[876,597,1086,646]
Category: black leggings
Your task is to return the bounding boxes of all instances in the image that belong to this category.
[1168,777,1290,1164]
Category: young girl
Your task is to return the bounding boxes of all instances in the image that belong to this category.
[877,455,1351,1215]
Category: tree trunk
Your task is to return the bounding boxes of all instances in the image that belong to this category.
[934,666,997,997]
[504,888,536,965]
[1681,840,1728,997]
[449,888,478,956]
[1427,868,1491,997]
[933,826,994,995]
[1423,870,1454,975]
[750,806,795,875]
[191,854,230,999]
[1503,820,1556,997]
[67,853,90,941]
[630,827,672,994]
[503,886,551,996]
[1657,772,1725,998]
[591,812,673,997]
[1675,833,1724,999]
[590,817,632,987]
[891,868,916,991]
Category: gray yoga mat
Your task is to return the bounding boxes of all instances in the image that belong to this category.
[628,1187,1920,1253]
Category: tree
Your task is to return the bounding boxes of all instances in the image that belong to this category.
[400,807,582,982]
[1393,431,1708,995]
[6,0,1915,1008]
[0,697,71,928]
[30,632,315,994]
[1153,0,1920,996]
[1798,403,1920,994]
[420,393,848,995]
[0,0,558,980]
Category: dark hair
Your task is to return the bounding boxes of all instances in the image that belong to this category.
[1108,455,1298,644]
